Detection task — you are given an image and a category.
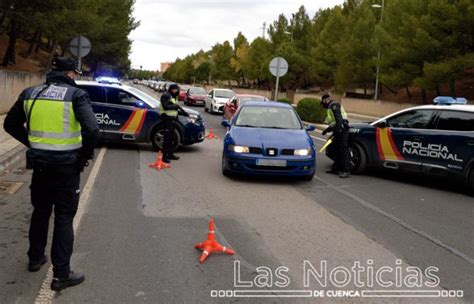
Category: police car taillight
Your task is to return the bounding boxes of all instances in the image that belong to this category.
[433,96,468,105]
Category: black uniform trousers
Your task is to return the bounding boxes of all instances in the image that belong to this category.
[28,163,80,278]
[333,128,351,173]
[162,115,177,156]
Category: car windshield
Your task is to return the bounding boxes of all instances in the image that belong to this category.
[126,87,160,108]
[215,90,233,98]
[190,87,206,95]
[235,106,302,129]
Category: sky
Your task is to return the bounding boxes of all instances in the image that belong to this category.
[129,0,345,71]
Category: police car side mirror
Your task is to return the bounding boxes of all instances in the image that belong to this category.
[221,120,231,128]
[377,120,388,129]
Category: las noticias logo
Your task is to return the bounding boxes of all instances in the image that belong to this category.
[210,260,464,299]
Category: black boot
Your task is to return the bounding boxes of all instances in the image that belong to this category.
[51,271,85,291]
[167,154,180,160]
[28,255,47,272]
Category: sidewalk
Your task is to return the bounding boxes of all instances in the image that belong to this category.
[0,115,25,173]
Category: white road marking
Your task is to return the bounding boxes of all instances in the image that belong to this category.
[313,175,474,265]
[310,135,327,142]
[34,147,107,304]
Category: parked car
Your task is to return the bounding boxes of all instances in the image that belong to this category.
[184,86,207,106]
[223,94,269,121]
[205,88,235,114]
[76,81,205,151]
[221,101,316,180]
[178,85,191,101]
[326,97,474,191]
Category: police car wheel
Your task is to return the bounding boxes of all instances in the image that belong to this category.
[350,144,367,174]
[151,126,181,152]
[468,168,474,192]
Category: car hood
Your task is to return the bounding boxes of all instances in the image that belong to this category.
[180,106,200,116]
[214,97,230,103]
[189,94,207,99]
[229,127,311,149]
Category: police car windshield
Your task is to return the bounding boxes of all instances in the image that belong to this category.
[235,106,302,130]
[127,87,160,108]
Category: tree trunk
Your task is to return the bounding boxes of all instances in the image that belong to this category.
[363,83,367,96]
[45,40,59,71]
[0,12,6,30]
[1,19,19,66]
[436,86,441,97]
[421,88,427,104]
[35,32,42,53]
[449,79,456,96]
[26,31,40,58]
[405,86,412,98]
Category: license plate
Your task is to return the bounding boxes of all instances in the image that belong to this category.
[256,159,287,167]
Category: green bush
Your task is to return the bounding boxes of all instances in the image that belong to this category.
[277,97,293,105]
[296,98,326,123]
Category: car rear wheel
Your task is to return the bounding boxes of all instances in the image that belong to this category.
[151,125,181,152]
[350,143,367,174]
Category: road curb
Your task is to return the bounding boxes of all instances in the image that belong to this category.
[0,144,25,174]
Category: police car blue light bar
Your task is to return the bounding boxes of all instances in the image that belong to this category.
[433,96,468,105]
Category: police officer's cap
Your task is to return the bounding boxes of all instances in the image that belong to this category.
[52,57,82,74]
[168,83,179,92]
[321,94,331,103]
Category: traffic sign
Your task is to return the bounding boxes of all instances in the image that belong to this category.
[69,36,91,58]
[269,57,288,99]
[269,57,288,77]
[69,36,91,72]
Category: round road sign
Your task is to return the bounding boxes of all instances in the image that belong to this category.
[69,36,91,58]
[269,57,288,77]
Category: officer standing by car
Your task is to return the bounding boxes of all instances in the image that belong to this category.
[3,57,99,291]
[321,94,351,178]
[160,83,187,163]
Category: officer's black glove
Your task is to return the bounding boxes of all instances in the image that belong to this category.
[78,157,91,172]
[322,128,329,136]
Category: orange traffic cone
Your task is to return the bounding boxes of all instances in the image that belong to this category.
[205,128,219,139]
[195,218,235,263]
[148,151,171,170]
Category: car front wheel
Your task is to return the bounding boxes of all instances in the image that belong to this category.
[222,155,232,177]
[350,143,367,174]
[151,125,181,152]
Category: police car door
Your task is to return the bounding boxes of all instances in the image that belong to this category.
[79,85,107,139]
[104,87,144,141]
[381,109,435,173]
[423,110,474,177]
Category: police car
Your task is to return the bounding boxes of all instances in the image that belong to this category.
[76,81,205,150]
[327,97,474,190]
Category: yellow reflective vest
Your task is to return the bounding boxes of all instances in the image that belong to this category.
[160,96,178,117]
[24,85,82,151]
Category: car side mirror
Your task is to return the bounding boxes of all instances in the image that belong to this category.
[221,120,230,128]
[377,119,388,129]
[306,125,316,132]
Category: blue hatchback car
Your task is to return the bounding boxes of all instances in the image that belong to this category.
[221,101,316,180]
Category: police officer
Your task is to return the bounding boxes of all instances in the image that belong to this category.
[3,57,99,291]
[321,94,351,178]
[160,83,187,163]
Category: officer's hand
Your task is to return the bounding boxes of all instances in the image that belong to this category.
[322,128,329,136]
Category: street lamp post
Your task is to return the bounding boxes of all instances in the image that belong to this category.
[372,0,384,101]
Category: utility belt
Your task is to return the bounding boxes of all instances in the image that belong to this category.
[26,150,86,172]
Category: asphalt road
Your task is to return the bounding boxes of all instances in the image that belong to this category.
[0,85,472,303]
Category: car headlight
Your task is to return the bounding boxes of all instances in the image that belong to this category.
[294,148,311,156]
[229,145,249,153]
[186,114,199,124]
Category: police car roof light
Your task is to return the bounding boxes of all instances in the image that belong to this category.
[433,96,468,105]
